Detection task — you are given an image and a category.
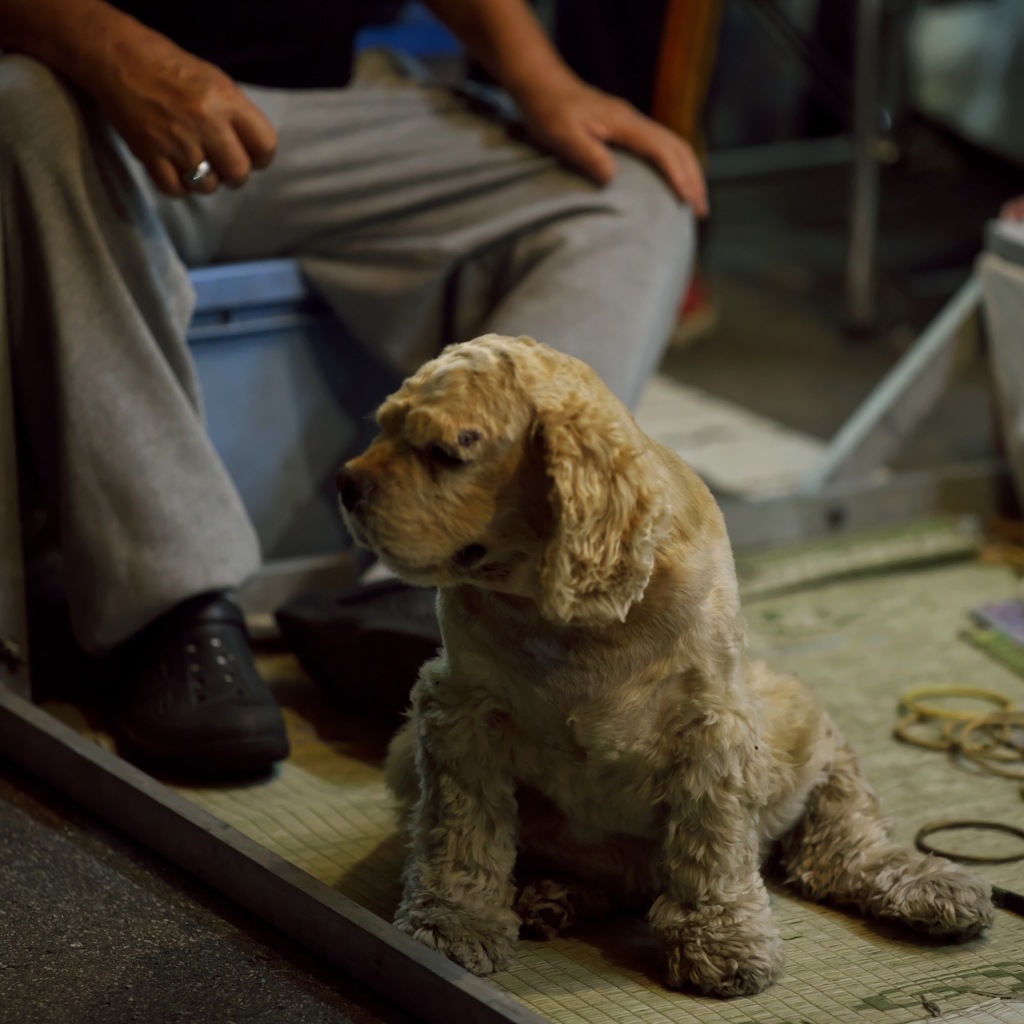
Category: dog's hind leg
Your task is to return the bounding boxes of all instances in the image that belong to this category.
[517,785,661,898]
[515,875,611,938]
[779,740,993,938]
[513,785,657,939]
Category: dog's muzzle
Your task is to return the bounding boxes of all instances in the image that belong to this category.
[337,466,374,515]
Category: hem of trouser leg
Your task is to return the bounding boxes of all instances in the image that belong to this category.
[76,572,259,657]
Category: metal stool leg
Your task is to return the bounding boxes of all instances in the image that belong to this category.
[847,0,884,333]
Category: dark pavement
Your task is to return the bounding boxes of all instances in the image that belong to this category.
[0,757,414,1024]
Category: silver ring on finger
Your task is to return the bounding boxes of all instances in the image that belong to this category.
[185,159,215,189]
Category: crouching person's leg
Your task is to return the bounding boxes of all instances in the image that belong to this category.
[0,55,287,776]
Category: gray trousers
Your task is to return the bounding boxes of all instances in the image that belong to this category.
[0,51,694,654]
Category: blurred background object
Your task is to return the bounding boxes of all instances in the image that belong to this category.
[178,0,1024,587]
[909,0,1024,166]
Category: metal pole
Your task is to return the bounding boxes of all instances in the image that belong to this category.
[800,275,982,493]
[846,0,883,333]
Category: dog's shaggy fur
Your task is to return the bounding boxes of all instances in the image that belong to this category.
[338,334,994,997]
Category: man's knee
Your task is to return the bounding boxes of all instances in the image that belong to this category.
[610,153,696,262]
[0,54,80,157]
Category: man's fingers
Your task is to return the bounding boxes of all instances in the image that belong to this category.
[189,166,223,194]
[147,136,222,195]
[545,121,618,186]
[187,97,274,189]
[125,96,263,194]
[200,121,253,189]
[609,116,708,215]
[519,83,710,213]
[148,155,187,198]
[169,140,224,193]
[142,126,223,194]
[168,107,266,192]
[93,41,279,199]
[233,106,279,171]
[660,137,708,215]
[669,149,709,217]
[607,114,707,211]
[568,132,617,185]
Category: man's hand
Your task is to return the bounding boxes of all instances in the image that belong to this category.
[518,80,708,217]
[0,0,277,197]
[1001,195,1024,222]
[427,0,708,215]
[89,30,278,198]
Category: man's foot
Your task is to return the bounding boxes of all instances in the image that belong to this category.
[117,593,289,777]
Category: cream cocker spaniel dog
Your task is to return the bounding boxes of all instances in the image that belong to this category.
[338,334,993,997]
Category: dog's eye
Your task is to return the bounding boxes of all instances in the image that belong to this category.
[427,444,465,469]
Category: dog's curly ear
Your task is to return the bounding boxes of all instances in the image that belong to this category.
[535,399,670,626]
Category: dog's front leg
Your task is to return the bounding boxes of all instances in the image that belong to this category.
[650,789,784,997]
[394,681,520,975]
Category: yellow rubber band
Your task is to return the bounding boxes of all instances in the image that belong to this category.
[900,685,1014,721]
[894,711,956,751]
[959,713,1024,776]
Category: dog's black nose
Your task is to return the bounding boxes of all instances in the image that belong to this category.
[337,467,367,512]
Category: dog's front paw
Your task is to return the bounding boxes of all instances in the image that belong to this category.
[395,898,519,975]
[663,931,784,997]
[651,895,785,997]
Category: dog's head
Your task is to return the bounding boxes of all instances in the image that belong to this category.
[338,335,671,626]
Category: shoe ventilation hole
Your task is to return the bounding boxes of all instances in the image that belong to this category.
[189,662,201,673]
[210,638,222,648]
[224,673,233,683]
[186,643,197,654]
[215,655,227,666]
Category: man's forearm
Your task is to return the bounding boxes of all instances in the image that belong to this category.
[426,0,708,211]
[1,0,278,197]
[424,0,580,106]
[0,0,163,98]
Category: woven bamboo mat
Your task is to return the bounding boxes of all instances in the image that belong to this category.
[907,1000,1024,1024]
[41,559,1024,1023]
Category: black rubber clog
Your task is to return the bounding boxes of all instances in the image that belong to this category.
[117,593,289,777]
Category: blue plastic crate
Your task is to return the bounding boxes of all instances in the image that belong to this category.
[354,2,463,58]
[186,260,401,561]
